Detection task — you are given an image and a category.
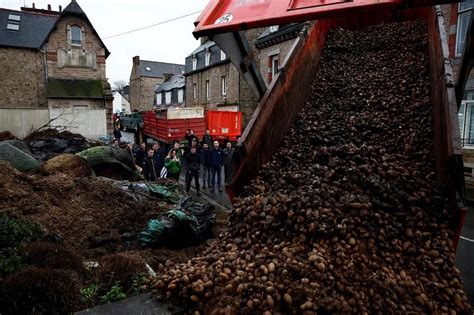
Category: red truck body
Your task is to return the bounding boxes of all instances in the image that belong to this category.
[142,109,242,144]
[206,110,242,141]
[142,110,206,144]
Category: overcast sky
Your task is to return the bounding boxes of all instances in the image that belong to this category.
[0,0,209,84]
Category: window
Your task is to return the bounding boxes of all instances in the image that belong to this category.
[6,13,20,31]
[71,25,82,45]
[221,50,226,61]
[6,23,19,31]
[271,55,279,82]
[205,51,211,66]
[221,76,227,98]
[205,80,210,101]
[456,1,474,56]
[192,56,197,70]
[165,91,172,105]
[459,100,474,146]
[193,83,197,101]
[156,93,162,105]
[178,89,184,104]
[269,25,279,33]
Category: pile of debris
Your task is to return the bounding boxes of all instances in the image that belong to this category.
[150,21,471,313]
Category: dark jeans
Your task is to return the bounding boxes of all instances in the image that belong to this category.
[224,163,232,184]
[211,165,222,189]
[202,165,211,187]
[167,172,180,181]
[185,169,200,192]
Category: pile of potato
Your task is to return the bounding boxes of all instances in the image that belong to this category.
[150,21,471,314]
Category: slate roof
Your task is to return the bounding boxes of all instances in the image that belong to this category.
[0,9,57,49]
[255,23,306,49]
[138,60,184,78]
[0,0,110,56]
[155,75,185,93]
[47,79,104,99]
[188,40,215,57]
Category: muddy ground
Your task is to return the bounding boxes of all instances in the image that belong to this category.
[0,161,228,268]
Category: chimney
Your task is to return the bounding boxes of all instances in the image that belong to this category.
[47,4,51,11]
[133,56,140,66]
[59,5,62,12]
[32,3,35,8]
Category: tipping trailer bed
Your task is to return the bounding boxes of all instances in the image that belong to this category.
[195,5,466,249]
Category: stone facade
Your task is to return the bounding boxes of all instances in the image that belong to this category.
[46,16,106,80]
[130,76,163,111]
[258,39,294,86]
[0,1,113,136]
[0,47,47,108]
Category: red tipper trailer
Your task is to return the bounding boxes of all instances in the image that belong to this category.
[143,108,206,144]
[206,110,242,141]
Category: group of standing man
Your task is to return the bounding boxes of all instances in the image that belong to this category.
[131,129,235,196]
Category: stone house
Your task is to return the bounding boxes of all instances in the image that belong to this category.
[155,75,185,108]
[255,23,306,87]
[184,26,303,127]
[113,85,131,114]
[129,56,184,112]
[0,0,113,138]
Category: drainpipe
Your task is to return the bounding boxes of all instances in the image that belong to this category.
[39,43,48,107]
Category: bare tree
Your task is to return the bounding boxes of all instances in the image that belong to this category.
[112,80,128,95]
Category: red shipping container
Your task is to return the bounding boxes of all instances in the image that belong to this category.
[206,110,242,141]
[143,110,206,144]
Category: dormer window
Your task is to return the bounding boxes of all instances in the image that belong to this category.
[6,14,20,31]
[71,25,82,45]
[220,50,226,61]
[192,55,197,71]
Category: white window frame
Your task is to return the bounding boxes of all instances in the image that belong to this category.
[177,89,184,104]
[459,99,474,147]
[269,25,279,33]
[192,56,197,71]
[156,93,162,106]
[165,91,172,105]
[205,80,210,101]
[221,76,227,98]
[70,25,82,46]
[271,55,279,81]
[193,83,197,101]
[205,51,211,66]
[6,23,19,31]
[220,50,226,61]
[456,2,474,57]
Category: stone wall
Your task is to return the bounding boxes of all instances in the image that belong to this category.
[0,48,47,108]
[46,16,106,80]
[258,39,295,86]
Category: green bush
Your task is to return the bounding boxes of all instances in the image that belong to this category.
[81,284,99,306]
[0,214,43,276]
[100,283,126,303]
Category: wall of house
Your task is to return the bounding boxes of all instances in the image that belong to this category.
[49,98,108,138]
[0,108,50,138]
[0,47,47,109]
[46,15,106,80]
[258,39,296,86]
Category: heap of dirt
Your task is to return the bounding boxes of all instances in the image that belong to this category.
[0,131,16,141]
[25,128,93,161]
[0,160,166,259]
[38,154,93,177]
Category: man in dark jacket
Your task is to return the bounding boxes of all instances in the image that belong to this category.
[152,142,165,171]
[185,147,201,195]
[200,143,212,188]
[142,148,159,180]
[133,142,147,169]
[223,142,234,184]
[202,129,213,147]
[209,140,224,192]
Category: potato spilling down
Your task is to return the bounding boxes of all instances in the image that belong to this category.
[151,21,471,314]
